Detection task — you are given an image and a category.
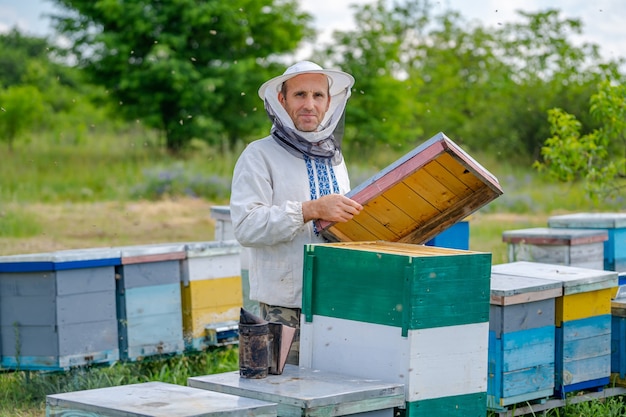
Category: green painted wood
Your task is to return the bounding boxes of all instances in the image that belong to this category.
[303,244,491,330]
[405,255,491,330]
[405,392,486,417]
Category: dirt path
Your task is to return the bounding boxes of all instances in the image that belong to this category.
[0,198,218,255]
[0,199,549,261]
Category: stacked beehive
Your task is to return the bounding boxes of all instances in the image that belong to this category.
[116,243,187,360]
[0,248,120,370]
[300,242,492,416]
[548,213,626,273]
[492,261,618,397]
[502,227,608,270]
[181,240,242,350]
[487,272,562,409]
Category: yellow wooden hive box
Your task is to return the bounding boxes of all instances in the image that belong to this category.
[318,132,504,243]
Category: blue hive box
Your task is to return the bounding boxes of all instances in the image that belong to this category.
[0,248,121,370]
[493,261,618,397]
[488,272,562,410]
[116,243,187,360]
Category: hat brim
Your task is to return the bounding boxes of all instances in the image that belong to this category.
[258,69,355,100]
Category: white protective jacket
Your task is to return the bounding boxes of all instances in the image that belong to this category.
[230,136,351,308]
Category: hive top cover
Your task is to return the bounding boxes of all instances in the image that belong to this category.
[317,132,503,244]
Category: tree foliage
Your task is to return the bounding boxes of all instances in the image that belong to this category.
[2,0,625,168]
[0,30,45,88]
[48,0,314,151]
[0,85,45,150]
[313,0,625,159]
[536,80,626,201]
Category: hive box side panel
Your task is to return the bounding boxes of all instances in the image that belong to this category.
[1,294,56,326]
[609,229,626,270]
[181,277,242,340]
[611,315,626,378]
[58,320,119,357]
[488,327,555,407]
[557,288,613,324]
[407,255,491,329]
[556,315,611,388]
[1,325,59,357]
[501,326,556,372]
[300,315,488,403]
[57,292,116,325]
[489,300,555,338]
[124,284,182,318]
[120,284,183,359]
[183,253,241,282]
[507,242,604,270]
[303,246,408,328]
[304,244,491,331]
[56,267,115,295]
[407,321,489,400]
[120,260,181,289]
[0,271,55,296]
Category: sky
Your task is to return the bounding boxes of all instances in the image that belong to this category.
[0,0,625,62]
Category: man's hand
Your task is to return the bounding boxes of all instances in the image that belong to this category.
[302,194,363,223]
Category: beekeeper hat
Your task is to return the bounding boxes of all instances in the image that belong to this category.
[258,61,354,100]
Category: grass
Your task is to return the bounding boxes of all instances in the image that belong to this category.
[0,130,625,416]
[0,347,239,417]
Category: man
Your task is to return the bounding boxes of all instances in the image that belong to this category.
[230,61,362,365]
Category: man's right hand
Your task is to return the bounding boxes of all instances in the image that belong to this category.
[302,194,363,223]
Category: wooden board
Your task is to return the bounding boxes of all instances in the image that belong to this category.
[492,261,618,295]
[46,381,277,417]
[188,365,405,417]
[488,326,555,408]
[490,272,562,306]
[317,132,503,244]
[556,315,611,395]
[502,227,608,245]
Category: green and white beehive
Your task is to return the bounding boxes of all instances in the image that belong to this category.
[300,241,492,417]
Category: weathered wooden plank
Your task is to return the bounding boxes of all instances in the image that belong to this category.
[118,260,181,289]
[490,301,555,337]
[556,315,612,392]
[557,288,614,323]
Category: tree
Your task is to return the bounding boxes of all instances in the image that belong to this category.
[0,29,56,88]
[49,0,313,151]
[490,9,624,158]
[535,80,626,201]
[0,85,46,150]
[312,0,442,155]
[314,1,624,160]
